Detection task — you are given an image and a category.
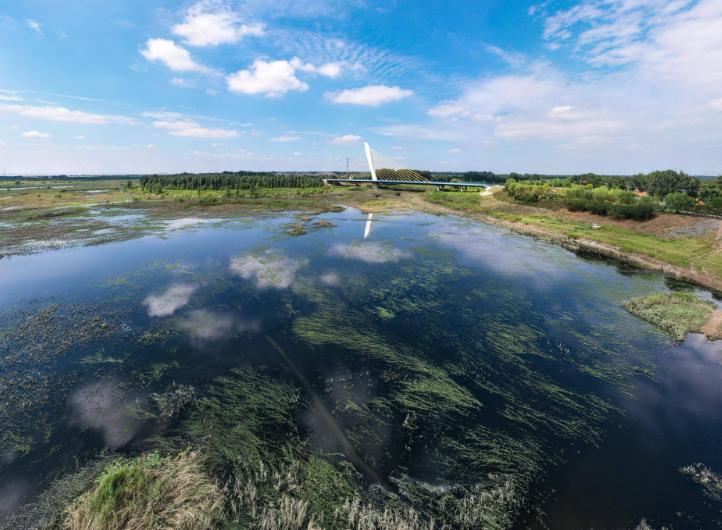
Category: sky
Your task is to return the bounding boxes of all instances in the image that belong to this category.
[1,0,722,175]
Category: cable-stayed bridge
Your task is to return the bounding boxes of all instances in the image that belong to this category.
[323,142,487,191]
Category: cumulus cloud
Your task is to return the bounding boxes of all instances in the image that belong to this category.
[172,7,264,47]
[331,134,361,144]
[178,309,260,340]
[152,119,238,138]
[229,249,307,288]
[143,284,197,317]
[140,38,210,73]
[327,85,414,106]
[21,130,50,139]
[329,242,410,263]
[0,104,135,124]
[69,381,143,450]
[227,59,309,97]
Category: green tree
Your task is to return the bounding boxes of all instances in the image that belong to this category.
[664,192,694,212]
[700,179,722,201]
[647,170,700,197]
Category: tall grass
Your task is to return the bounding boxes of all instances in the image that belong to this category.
[64,451,222,530]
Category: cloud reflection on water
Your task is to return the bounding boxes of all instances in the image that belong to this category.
[69,381,143,450]
[178,309,260,340]
[329,242,409,264]
[230,249,306,289]
[143,283,197,317]
[429,223,568,284]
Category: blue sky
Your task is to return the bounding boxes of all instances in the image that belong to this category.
[1,0,722,175]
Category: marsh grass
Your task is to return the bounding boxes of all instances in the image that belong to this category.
[624,292,714,341]
[65,451,222,530]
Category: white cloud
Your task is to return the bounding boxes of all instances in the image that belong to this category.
[152,119,238,138]
[327,85,413,106]
[290,57,344,78]
[73,134,86,140]
[227,59,309,97]
[143,284,197,317]
[140,38,209,73]
[172,7,264,47]
[429,69,561,121]
[21,130,50,138]
[26,19,42,34]
[484,44,526,67]
[271,135,301,142]
[331,134,361,144]
[0,104,135,124]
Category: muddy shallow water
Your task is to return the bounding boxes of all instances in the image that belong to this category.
[0,207,720,528]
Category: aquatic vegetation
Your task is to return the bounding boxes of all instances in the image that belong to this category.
[624,291,714,341]
[143,284,198,317]
[680,463,722,502]
[312,219,336,229]
[230,249,307,289]
[174,368,301,468]
[64,451,222,530]
[151,383,197,420]
[284,221,308,236]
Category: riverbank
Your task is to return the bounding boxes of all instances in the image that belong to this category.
[418,190,722,294]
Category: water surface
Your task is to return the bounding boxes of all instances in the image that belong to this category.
[0,208,720,528]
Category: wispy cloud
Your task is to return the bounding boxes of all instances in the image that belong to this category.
[21,130,50,139]
[331,134,361,144]
[26,19,42,34]
[0,104,135,124]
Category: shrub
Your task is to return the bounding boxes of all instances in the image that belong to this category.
[664,192,695,212]
[608,201,654,220]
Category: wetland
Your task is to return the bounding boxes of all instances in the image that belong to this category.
[0,181,721,529]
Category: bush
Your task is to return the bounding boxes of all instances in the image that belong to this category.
[608,201,654,220]
[664,192,695,212]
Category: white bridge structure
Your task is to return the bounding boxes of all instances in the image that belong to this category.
[323,142,487,191]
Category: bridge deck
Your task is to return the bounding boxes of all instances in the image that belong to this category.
[323,178,487,188]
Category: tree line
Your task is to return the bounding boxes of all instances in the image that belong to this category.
[140,172,324,193]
